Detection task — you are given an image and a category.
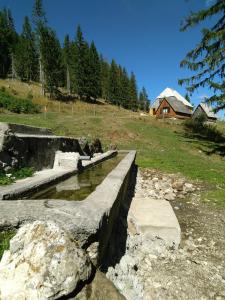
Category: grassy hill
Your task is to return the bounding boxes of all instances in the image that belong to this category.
[0,79,225,206]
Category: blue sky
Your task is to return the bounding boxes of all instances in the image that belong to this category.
[0,0,224,117]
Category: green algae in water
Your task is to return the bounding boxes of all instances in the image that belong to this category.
[0,230,15,259]
[33,154,125,201]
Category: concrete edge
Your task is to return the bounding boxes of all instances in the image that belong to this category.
[0,150,117,200]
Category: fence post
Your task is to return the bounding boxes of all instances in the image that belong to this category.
[44,105,47,119]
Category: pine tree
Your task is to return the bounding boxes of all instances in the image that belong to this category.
[14,16,38,82]
[0,8,17,78]
[87,41,101,101]
[69,40,78,94]
[185,93,191,103]
[63,34,72,95]
[40,27,63,97]
[32,0,46,32]
[139,87,150,112]
[108,59,119,105]
[100,55,110,100]
[120,67,130,108]
[32,0,47,95]
[129,72,138,111]
[74,25,90,99]
[179,0,225,112]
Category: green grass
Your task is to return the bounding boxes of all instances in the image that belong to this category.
[0,167,35,185]
[0,82,224,206]
[0,230,15,259]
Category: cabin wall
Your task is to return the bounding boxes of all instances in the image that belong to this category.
[155,99,191,119]
[155,99,177,119]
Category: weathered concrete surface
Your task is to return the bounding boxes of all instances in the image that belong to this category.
[129,198,181,247]
[53,151,80,169]
[0,122,83,171]
[0,122,53,137]
[0,151,117,200]
[0,221,92,300]
[0,151,136,261]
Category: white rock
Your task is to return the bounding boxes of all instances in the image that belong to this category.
[184,183,195,192]
[0,221,92,300]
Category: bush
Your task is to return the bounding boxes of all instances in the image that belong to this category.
[0,167,35,185]
[0,90,40,114]
[184,114,224,143]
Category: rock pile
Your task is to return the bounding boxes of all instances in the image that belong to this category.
[136,169,195,201]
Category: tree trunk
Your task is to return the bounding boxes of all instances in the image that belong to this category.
[66,65,71,95]
[11,54,16,80]
[39,56,44,96]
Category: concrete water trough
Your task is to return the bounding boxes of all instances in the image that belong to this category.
[0,123,137,262]
[0,123,180,269]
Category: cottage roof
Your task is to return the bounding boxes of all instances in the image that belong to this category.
[157,96,192,115]
[198,103,217,119]
[152,87,193,109]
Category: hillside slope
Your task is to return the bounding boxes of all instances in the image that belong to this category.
[0,79,225,206]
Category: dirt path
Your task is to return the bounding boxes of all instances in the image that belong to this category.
[145,191,225,299]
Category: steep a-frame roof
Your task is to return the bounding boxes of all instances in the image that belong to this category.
[152,87,193,109]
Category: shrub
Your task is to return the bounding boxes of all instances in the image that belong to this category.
[0,90,40,114]
[184,114,224,143]
[0,167,35,185]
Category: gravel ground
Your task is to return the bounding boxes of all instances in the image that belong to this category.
[142,172,225,300]
[106,169,225,300]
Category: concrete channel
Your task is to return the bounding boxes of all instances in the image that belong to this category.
[0,123,181,299]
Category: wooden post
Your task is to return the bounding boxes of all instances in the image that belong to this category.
[44,106,47,119]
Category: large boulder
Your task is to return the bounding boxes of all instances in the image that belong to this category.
[0,221,92,300]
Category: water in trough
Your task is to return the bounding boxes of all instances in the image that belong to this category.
[32,153,125,201]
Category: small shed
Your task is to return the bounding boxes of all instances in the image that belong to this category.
[192,103,217,122]
[155,96,192,119]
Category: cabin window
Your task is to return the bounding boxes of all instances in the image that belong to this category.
[161,107,170,114]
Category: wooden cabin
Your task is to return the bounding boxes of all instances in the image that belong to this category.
[151,87,193,118]
[192,103,217,122]
[155,97,192,119]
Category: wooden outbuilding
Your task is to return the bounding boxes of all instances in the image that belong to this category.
[155,96,192,119]
[192,103,217,122]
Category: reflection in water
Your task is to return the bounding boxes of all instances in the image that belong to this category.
[33,154,124,201]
